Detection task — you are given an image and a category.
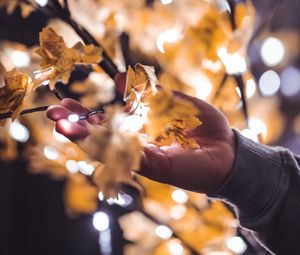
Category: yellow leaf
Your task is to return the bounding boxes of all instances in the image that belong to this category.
[64,174,98,216]
[124,63,157,113]
[146,88,202,148]
[0,69,33,126]
[34,27,103,90]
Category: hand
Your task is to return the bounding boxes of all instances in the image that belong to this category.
[47,73,236,195]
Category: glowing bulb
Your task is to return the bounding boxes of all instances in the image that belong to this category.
[43,146,58,160]
[280,67,300,97]
[161,0,173,4]
[261,37,285,67]
[168,240,184,255]
[241,128,259,142]
[65,160,79,173]
[10,50,30,68]
[157,28,182,54]
[78,161,95,175]
[225,236,247,254]
[98,192,105,201]
[217,47,247,75]
[171,189,189,204]
[9,120,30,143]
[53,128,69,143]
[170,205,187,220]
[93,212,109,231]
[35,0,48,7]
[68,114,80,123]
[155,225,173,240]
[259,70,280,96]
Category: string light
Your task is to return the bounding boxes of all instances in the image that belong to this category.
[77,161,95,175]
[261,37,285,67]
[43,146,58,160]
[35,0,48,7]
[10,50,30,68]
[170,205,187,220]
[225,236,247,254]
[171,189,189,204]
[168,240,184,255]
[155,225,173,240]
[68,114,80,123]
[161,0,173,4]
[9,120,30,143]
[65,160,79,174]
[93,212,110,231]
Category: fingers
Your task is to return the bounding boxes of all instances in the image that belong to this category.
[56,119,89,140]
[139,144,172,184]
[114,72,126,95]
[47,105,72,121]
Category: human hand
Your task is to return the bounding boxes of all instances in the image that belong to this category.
[47,73,236,194]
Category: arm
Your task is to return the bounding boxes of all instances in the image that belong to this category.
[211,131,300,255]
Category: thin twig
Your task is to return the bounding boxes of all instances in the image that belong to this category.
[234,74,249,123]
[212,73,228,103]
[0,106,49,120]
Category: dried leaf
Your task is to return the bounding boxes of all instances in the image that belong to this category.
[124,63,157,113]
[0,69,33,126]
[35,27,103,90]
[146,88,202,148]
[1,0,35,18]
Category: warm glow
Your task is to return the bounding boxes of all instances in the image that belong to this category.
[261,37,285,67]
[170,205,187,220]
[35,0,48,7]
[235,78,256,98]
[68,114,80,123]
[168,240,184,255]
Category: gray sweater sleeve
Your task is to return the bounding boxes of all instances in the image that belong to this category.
[211,130,300,254]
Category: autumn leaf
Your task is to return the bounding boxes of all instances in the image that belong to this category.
[64,173,98,216]
[146,88,202,148]
[1,0,34,18]
[124,63,157,113]
[0,69,33,126]
[34,27,103,90]
[77,106,143,198]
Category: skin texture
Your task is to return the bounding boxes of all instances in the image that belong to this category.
[47,73,236,195]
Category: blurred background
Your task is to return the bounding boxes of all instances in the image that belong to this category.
[0,0,299,255]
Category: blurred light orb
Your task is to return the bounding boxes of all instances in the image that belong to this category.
[65,160,79,173]
[261,37,285,67]
[78,161,95,175]
[259,70,280,96]
[9,120,30,143]
[241,128,259,142]
[93,212,109,232]
[68,114,80,123]
[168,240,184,255]
[43,146,58,160]
[225,236,247,254]
[53,128,70,143]
[280,67,300,97]
[157,28,182,54]
[170,205,187,220]
[161,0,173,4]
[98,192,105,201]
[35,0,48,7]
[10,50,30,68]
[217,47,247,75]
[155,225,173,240]
[171,189,189,204]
